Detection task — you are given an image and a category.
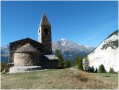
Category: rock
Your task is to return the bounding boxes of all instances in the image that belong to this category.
[9,66,42,73]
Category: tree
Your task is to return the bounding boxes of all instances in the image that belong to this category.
[74,56,83,70]
[87,66,95,73]
[78,57,83,70]
[99,64,106,73]
[91,66,94,73]
[95,68,98,73]
[64,59,71,68]
[74,56,79,66]
[109,67,116,74]
[55,49,64,68]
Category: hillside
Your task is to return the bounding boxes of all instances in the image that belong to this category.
[87,30,119,72]
[1,68,118,89]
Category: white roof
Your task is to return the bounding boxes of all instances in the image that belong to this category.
[44,55,58,60]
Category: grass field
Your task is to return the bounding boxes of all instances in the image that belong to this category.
[1,67,118,89]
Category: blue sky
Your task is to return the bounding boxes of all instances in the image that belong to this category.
[1,1,118,47]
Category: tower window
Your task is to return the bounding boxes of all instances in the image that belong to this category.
[44,28,48,35]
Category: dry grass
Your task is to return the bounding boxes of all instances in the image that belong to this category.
[1,67,118,89]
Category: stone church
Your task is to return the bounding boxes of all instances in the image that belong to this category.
[9,13,59,69]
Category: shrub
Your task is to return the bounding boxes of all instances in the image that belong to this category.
[1,63,6,72]
[99,64,106,73]
[78,72,88,82]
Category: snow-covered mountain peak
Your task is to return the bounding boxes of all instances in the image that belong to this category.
[59,38,68,46]
[53,38,95,60]
[60,38,67,41]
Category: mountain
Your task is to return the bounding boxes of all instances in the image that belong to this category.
[52,38,95,60]
[1,45,9,63]
[1,39,95,63]
[87,30,119,72]
[1,45,9,55]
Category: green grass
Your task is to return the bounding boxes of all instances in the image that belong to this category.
[1,68,118,89]
[95,73,118,83]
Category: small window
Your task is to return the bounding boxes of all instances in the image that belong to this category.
[44,28,48,35]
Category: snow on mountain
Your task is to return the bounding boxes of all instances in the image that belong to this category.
[1,45,9,55]
[87,30,119,72]
[52,39,95,60]
[1,45,9,63]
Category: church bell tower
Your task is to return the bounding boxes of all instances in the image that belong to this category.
[38,13,52,54]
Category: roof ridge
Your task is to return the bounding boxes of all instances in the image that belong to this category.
[39,13,50,26]
[15,43,39,53]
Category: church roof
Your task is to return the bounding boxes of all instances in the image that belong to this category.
[44,55,58,60]
[10,37,41,45]
[40,13,50,26]
[15,43,39,53]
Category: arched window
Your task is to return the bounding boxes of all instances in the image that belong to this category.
[44,28,48,35]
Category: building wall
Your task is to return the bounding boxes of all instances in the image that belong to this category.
[9,38,51,63]
[38,25,52,54]
[14,52,58,68]
[14,52,40,66]
[39,60,58,69]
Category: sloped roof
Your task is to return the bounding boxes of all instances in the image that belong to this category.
[10,37,31,44]
[40,13,50,26]
[42,55,58,60]
[10,37,45,50]
[10,37,41,45]
[15,43,39,53]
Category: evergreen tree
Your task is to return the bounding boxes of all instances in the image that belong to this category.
[55,49,64,68]
[99,64,106,73]
[74,56,83,70]
[88,66,95,73]
[74,56,79,66]
[64,59,71,68]
[95,68,98,73]
[91,66,94,73]
[109,67,116,73]
[78,57,83,70]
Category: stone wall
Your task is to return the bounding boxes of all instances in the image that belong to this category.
[38,25,52,54]
[14,52,40,66]
[9,38,51,63]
